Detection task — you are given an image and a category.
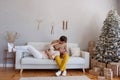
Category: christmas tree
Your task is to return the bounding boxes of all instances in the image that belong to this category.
[93,10,120,63]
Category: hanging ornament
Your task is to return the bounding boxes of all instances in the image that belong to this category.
[36,19,42,30]
[66,21,68,30]
[51,23,54,34]
[63,20,65,31]
[62,20,68,31]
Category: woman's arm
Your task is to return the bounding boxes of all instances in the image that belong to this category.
[45,50,53,60]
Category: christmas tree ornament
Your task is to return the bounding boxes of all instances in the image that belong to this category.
[36,19,42,30]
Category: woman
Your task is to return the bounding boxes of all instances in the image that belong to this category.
[46,36,69,76]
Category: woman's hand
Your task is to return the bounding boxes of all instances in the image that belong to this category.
[45,50,53,60]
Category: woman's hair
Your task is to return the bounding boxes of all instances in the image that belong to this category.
[59,36,67,43]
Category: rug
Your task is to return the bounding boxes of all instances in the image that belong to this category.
[20,75,90,80]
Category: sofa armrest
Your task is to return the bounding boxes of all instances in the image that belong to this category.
[15,50,24,69]
[80,51,90,69]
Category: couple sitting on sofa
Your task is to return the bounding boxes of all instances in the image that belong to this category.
[27,36,69,76]
[46,36,69,76]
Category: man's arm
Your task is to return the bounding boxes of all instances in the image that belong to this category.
[64,43,67,52]
[51,40,59,46]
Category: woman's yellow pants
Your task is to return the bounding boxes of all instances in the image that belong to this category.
[55,53,69,71]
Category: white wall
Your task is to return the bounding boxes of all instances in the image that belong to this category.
[0,0,117,64]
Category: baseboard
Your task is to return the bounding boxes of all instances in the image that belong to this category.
[0,64,13,67]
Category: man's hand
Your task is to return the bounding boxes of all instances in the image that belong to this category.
[51,42,59,46]
[59,48,66,53]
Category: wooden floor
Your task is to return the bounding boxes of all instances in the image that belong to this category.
[0,68,120,80]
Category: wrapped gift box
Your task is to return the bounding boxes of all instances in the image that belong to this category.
[89,69,100,76]
[91,59,98,68]
[110,63,119,77]
[119,64,120,77]
[104,68,113,80]
[97,62,106,69]
[93,67,101,72]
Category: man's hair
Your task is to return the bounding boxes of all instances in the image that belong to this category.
[59,36,67,43]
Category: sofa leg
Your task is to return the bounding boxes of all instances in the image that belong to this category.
[82,64,85,74]
[82,68,85,74]
[20,69,23,77]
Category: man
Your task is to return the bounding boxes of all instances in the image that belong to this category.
[46,36,69,76]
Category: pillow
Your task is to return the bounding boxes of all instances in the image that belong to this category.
[27,45,42,58]
[8,43,14,52]
[70,47,81,57]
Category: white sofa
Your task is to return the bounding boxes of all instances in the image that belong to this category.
[15,42,90,75]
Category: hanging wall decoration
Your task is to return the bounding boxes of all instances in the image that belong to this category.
[51,23,54,34]
[36,19,42,30]
[63,20,68,31]
[66,21,68,30]
[63,20,65,30]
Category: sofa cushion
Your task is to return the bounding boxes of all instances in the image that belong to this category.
[21,56,85,65]
[68,57,85,64]
[27,42,50,51]
[70,47,81,57]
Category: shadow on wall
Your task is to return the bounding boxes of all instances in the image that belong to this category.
[0,35,8,64]
[80,15,101,50]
